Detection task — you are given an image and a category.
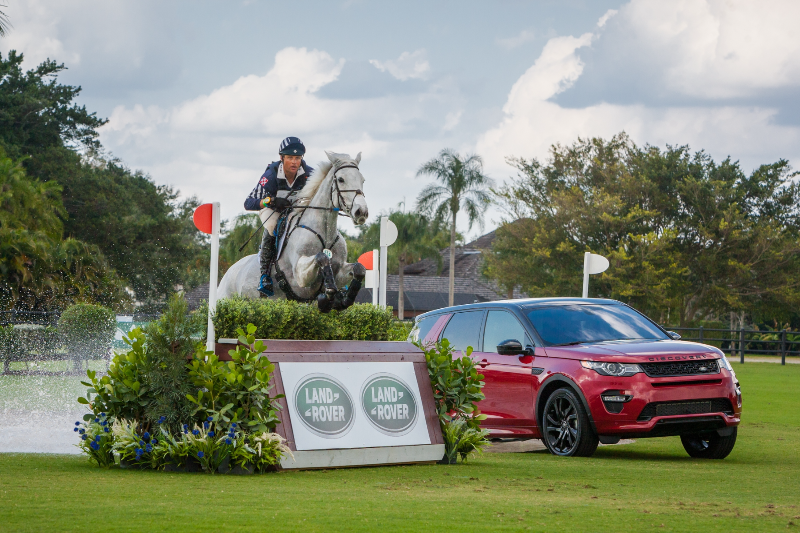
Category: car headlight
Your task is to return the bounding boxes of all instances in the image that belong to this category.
[581,361,643,377]
[717,355,737,380]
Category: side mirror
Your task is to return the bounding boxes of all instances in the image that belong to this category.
[497,339,523,356]
[667,331,681,340]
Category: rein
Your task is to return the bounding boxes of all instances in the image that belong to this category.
[271,162,364,302]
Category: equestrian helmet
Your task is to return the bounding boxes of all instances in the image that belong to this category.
[279,136,305,156]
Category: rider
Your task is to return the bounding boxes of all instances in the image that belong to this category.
[244,136,315,297]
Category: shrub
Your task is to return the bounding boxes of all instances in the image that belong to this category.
[59,303,115,362]
[415,338,490,463]
[0,324,61,368]
[141,294,204,431]
[186,324,282,433]
[211,297,399,341]
[74,413,114,467]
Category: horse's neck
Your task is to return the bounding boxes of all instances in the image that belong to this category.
[298,171,339,244]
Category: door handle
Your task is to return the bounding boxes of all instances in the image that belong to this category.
[479,359,489,368]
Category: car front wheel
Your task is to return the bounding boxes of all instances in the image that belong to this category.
[680,428,737,459]
[542,388,599,457]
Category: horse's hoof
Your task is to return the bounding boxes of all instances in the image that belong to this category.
[317,293,333,313]
[352,263,366,279]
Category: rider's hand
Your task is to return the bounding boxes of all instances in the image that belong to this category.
[270,197,292,211]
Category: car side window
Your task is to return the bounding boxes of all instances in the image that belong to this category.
[482,310,530,354]
[440,311,484,353]
[409,315,439,342]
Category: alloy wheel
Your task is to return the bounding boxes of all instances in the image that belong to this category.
[545,395,579,454]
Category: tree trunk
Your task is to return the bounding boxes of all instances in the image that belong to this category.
[448,215,456,307]
[398,256,405,320]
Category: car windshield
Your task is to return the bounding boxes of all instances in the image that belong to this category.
[525,304,668,346]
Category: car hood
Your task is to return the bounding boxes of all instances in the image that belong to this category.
[544,339,722,362]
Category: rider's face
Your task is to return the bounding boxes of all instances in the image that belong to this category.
[281,155,302,176]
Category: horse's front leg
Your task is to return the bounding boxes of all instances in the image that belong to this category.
[294,253,338,310]
[334,262,366,309]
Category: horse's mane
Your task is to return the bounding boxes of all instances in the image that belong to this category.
[296,153,358,202]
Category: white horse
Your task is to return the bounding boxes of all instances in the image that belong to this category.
[217,151,369,312]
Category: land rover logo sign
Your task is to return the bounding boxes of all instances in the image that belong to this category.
[294,374,355,438]
[361,373,418,436]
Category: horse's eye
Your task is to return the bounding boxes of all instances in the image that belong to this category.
[337,177,345,183]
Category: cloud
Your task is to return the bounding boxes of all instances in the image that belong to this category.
[497,29,536,50]
[596,9,617,27]
[477,0,800,184]
[369,49,430,81]
[590,0,800,100]
[101,47,466,226]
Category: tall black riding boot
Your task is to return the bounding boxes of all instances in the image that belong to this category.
[258,235,276,297]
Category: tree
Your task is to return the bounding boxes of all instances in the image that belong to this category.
[486,134,800,325]
[0,149,129,310]
[0,51,210,305]
[416,149,494,306]
[0,6,10,37]
[352,206,450,318]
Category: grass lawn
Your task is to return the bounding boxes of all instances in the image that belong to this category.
[1,362,798,532]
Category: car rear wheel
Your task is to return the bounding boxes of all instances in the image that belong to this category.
[680,428,737,459]
[542,388,598,457]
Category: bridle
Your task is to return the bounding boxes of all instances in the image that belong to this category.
[272,162,366,302]
[329,163,365,218]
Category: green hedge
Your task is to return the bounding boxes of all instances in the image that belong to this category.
[211,297,410,341]
[58,303,116,360]
[0,324,61,364]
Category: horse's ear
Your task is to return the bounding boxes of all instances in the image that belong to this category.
[355,152,361,165]
[325,151,338,164]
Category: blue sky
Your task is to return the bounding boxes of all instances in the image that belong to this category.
[3,0,799,238]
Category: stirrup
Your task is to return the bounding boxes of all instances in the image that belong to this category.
[258,273,274,297]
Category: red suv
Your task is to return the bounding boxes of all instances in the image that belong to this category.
[410,298,742,458]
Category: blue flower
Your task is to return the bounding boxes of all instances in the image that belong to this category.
[143,431,150,440]
[74,421,80,426]
[95,435,101,442]
[145,444,152,453]
[225,438,232,445]
[81,435,87,440]
[152,438,158,445]
[94,418,99,423]
[100,412,106,417]
[90,442,99,451]
[139,440,145,446]
[79,429,85,434]
[101,420,107,426]
[231,422,237,428]
[203,422,209,429]
[208,431,215,437]
[207,416,213,422]
[136,448,143,455]
[104,427,109,433]
[192,429,200,436]
[197,451,205,458]
[183,424,188,430]
[158,416,166,424]
[73,427,78,432]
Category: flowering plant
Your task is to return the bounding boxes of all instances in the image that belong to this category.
[74,413,114,467]
[249,432,292,472]
[186,417,232,474]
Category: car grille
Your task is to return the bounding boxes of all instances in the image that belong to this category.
[640,359,719,377]
[637,398,733,421]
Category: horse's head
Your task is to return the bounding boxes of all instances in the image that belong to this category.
[326,151,369,225]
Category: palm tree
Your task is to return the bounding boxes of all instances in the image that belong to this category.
[389,211,448,320]
[416,149,493,306]
[0,5,11,37]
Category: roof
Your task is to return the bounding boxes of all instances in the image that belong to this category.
[184,283,209,311]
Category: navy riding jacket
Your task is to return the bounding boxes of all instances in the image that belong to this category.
[243,160,315,211]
